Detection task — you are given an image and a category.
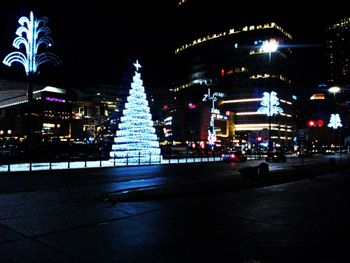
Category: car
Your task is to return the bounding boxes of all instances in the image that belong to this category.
[265,151,286,162]
[222,151,247,162]
[298,149,313,158]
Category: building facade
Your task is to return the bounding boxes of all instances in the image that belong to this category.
[0,79,72,141]
[326,17,350,86]
[324,17,350,148]
[174,2,296,151]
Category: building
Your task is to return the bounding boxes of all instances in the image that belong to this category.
[309,17,350,149]
[0,78,72,142]
[173,2,296,151]
[297,88,345,153]
[326,17,350,132]
[71,84,127,142]
[326,17,350,86]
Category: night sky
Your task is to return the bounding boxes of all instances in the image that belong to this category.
[0,1,174,90]
[0,0,349,91]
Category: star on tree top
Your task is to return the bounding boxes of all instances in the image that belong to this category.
[134,60,142,72]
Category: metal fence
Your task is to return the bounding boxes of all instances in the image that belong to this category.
[0,152,228,173]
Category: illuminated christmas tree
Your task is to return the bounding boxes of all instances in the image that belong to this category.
[109,60,161,163]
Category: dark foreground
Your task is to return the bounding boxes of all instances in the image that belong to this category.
[0,163,349,262]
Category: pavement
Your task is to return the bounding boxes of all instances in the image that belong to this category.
[0,157,349,262]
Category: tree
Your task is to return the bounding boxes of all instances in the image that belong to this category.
[109,60,161,163]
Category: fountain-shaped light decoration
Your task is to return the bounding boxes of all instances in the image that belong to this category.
[258,91,283,116]
[3,11,61,75]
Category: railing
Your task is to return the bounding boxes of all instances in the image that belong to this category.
[0,152,225,173]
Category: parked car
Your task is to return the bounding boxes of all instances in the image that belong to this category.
[222,151,247,162]
[265,151,286,162]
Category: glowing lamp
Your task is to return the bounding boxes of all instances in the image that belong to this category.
[307,120,316,127]
[317,120,324,127]
[328,86,340,94]
[261,39,279,53]
[188,103,197,109]
[310,94,325,100]
[221,69,225,77]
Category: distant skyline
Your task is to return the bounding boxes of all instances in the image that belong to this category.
[0,1,349,90]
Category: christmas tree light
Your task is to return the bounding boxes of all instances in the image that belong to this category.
[109,60,161,163]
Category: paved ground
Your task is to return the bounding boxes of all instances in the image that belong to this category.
[0,160,349,262]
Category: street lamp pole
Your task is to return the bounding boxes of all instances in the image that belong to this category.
[328,86,340,104]
[328,86,342,152]
[261,39,279,151]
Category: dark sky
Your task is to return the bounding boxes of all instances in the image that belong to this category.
[0,1,349,91]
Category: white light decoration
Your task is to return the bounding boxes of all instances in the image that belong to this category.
[203,88,224,147]
[258,91,283,116]
[3,11,61,75]
[328,114,342,129]
[109,60,161,163]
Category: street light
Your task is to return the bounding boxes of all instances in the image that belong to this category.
[328,86,340,103]
[260,39,279,151]
[261,39,279,54]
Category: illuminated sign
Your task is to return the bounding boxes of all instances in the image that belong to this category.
[211,108,220,114]
[310,94,325,100]
[215,114,228,120]
[188,103,197,109]
[45,97,65,103]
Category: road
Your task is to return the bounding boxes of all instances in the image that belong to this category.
[0,155,349,262]
[0,154,342,195]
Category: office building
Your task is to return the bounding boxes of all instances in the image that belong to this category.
[174,2,296,151]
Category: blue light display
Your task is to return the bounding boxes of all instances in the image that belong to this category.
[3,11,61,75]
